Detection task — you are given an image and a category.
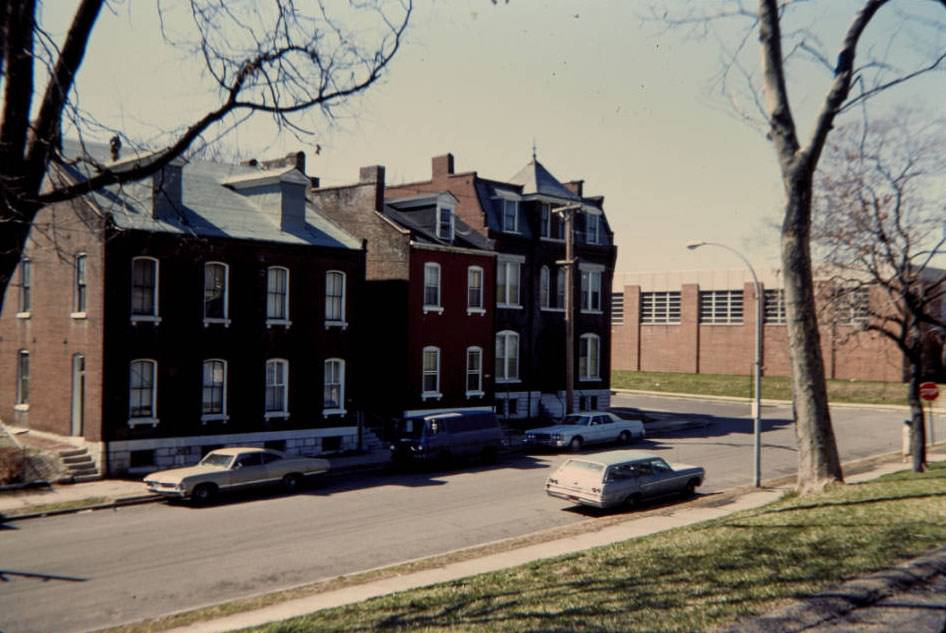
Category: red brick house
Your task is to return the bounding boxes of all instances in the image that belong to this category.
[0,143,366,476]
[312,166,496,421]
[386,154,618,420]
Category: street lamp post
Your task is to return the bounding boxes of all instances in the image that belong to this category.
[687,240,763,488]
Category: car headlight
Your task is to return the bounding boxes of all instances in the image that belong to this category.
[551,433,563,440]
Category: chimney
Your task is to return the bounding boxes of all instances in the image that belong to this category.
[359,165,386,212]
[432,153,454,179]
[153,158,185,221]
[261,151,305,173]
[564,180,584,197]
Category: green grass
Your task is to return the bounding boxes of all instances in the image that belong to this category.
[612,370,931,405]
[242,462,946,633]
[1,496,108,518]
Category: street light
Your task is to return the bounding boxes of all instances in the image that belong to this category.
[686,240,763,488]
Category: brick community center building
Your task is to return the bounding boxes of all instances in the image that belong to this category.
[610,270,946,383]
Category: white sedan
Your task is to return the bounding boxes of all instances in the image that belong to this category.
[523,411,646,451]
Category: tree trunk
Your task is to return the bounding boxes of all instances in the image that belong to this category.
[781,167,844,493]
[907,349,927,472]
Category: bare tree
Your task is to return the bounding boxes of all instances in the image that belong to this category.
[814,112,946,472]
[0,0,411,312]
[656,0,946,493]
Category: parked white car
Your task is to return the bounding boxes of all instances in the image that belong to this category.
[523,411,645,451]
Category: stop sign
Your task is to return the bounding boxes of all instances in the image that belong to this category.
[919,382,940,401]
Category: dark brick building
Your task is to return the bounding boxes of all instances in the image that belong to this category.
[0,144,365,475]
[386,153,618,419]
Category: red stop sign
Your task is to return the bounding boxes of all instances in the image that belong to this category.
[919,382,939,401]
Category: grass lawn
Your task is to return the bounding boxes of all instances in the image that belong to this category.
[611,370,933,406]
[244,462,946,633]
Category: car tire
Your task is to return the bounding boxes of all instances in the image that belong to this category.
[684,480,699,497]
[626,493,642,508]
[569,436,583,452]
[191,483,217,505]
[282,473,303,493]
[618,431,631,445]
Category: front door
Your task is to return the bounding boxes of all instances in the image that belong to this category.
[71,354,85,436]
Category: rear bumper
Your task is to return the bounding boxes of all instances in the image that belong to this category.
[546,487,605,508]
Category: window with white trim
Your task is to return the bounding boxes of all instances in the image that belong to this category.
[265,359,289,418]
[437,206,455,242]
[266,266,290,323]
[325,270,346,326]
[422,346,441,399]
[467,266,484,313]
[585,213,600,244]
[16,350,29,406]
[579,334,601,380]
[502,199,519,233]
[201,359,227,421]
[423,262,442,312]
[699,290,744,324]
[131,257,159,320]
[764,289,786,324]
[641,291,681,324]
[540,204,564,240]
[540,266,551,309]
[18,259,31,314]
[74,253,88,314]
[497,258,521,307]
[323,358,345,414]
[466,346,483,396]
[129,359,157,423]
[203,262,229,324]
[495,330,520,382]
[556,267,565,309]
[581,269,603,312]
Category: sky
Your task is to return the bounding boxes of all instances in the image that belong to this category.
[43,1,946,287]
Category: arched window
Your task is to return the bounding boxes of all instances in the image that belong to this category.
[540,266,550,309]
[422,346,441,399]
[131,257,159,319]
[265,358,289,418]
[129,359,157,422]
[495,331,519,382]
[323,358,346,414]
[325,270,346,324]
[579,334,601,381]
[201,359,228,421]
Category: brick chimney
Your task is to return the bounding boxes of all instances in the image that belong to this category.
[359,165,386,212]
[261,151,305,173]
[432,154,454,179]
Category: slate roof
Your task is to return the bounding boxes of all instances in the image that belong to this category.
[507,159,581,202]
[57,140,361,250]
[383,195,492,252]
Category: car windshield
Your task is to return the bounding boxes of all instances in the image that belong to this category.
[561,415,590,426]
[199,453,233,468]
[396,418,424,438]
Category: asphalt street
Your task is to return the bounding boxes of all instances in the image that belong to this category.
[0,394,911,633]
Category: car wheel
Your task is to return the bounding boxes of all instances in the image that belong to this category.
[191,483,217,505]
[569,436,584,452]
[684,480,699,497]
[626,493,642,508]
[618,431,631,445]
[282,473,303,493]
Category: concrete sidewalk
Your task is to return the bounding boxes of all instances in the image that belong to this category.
[155,452,946,633]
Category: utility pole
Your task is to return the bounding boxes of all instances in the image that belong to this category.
[555,204,582,415]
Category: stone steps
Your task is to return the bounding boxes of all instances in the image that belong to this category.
[57,446,100,483]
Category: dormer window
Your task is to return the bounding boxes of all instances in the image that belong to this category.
[437,206,455,242]
[502,199,519,233]
[586,213,601,244]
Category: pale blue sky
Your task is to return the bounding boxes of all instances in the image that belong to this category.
[45,1,946,281]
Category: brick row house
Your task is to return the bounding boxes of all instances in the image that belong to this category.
[0,143,365,475]
[385,154,618,420]
[312,166,496,422]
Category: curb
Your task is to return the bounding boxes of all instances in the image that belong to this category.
[611,388,946,413]
[721,546,946,632]
[0,493,162,522]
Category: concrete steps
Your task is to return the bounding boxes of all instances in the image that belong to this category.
[57,446,100,483]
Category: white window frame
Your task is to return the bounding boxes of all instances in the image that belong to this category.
[323,358,346,416]
[325,270,348,329]
[264,358,289,420]
[466,346,484,397]
[540,265,551,309]
[497,256,523,309]
[641,291,681,324]
[580,265,604,314]
[502,199,519,234]
[764,289,787,325]
[17,258,31,318]
[423,262,443,314]
[130,257,161,324]
[203,261,230,327]
[540,203,565,241]
[699,290,744,324]
[437,205,455,242]
[579,334,601,381]
[585,213,601,245]
[72,253,88,318]
[495,330,520,383]
[467,265,485,315]
[266,266,291,328]
[421,346,442,400]
[15,349,29,409]
[201,359,228,423]
[128,359,158,427]
[556,267,566,310]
